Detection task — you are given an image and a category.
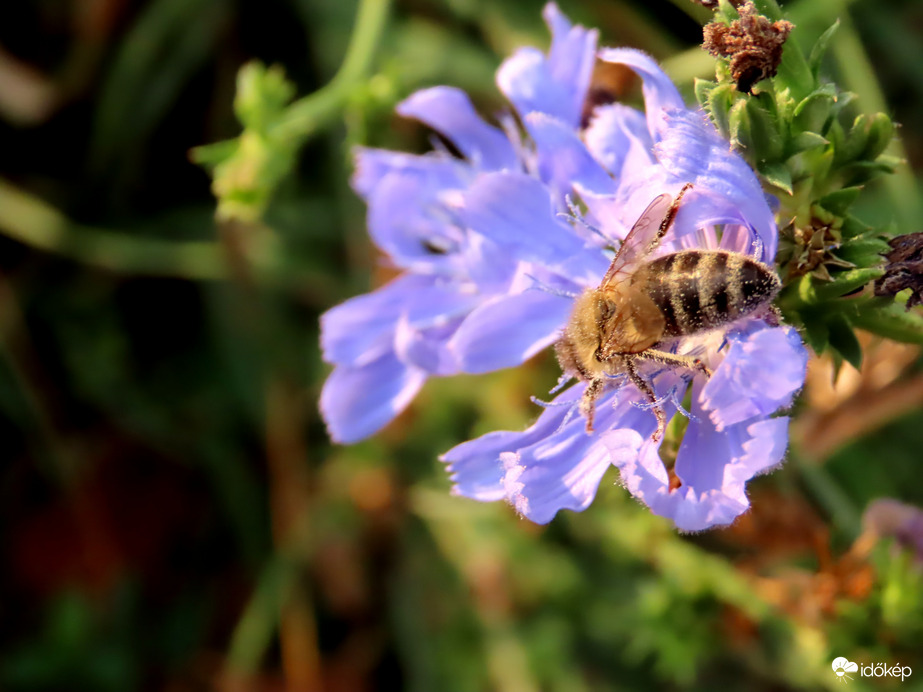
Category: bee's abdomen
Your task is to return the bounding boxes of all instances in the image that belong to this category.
[641,250,780,336]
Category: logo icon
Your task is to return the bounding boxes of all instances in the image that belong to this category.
[832,657,859,683]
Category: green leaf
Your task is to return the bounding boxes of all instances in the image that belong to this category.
[851,301,923,344]
[800,309,829,354]
[862,112,895,161]
[706,84,738,139]
[759,162,793,195]
[694,79,717,110]
[814,267,884,300]
[716,0,741,23]
[834,115,871,165]
[836,160,899,187]
[751,0,784,21]
[741,97,784,160]
[809,21,840,78]
[793,90,835,135]
[817,187,862,216]
[836,237,890,266]
[840,214,874,240]
[788,131,828,155]
[826,313,862,369]
[771,23,814,100]
[797,274,818,304]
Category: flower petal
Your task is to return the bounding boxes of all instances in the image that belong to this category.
[320,274,478,367]
[449,288,573,373]
[461,171,587,266]
[654,108,778,260]
[542,2,599,125]
[366,166,467,272]
[320,351,428,444]
[352,147,465,200]
[583,102,653,179]
[608,411,790,532]
[700,324,807,430]
[441,386,582,502]
[496,5,596,127]
[397,87,518,170]
[524,112,615,199]
[597,48,684,140]
[506,380,674,523]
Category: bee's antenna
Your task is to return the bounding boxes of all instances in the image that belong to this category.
[524,274,580,299]
[559,195,608,241]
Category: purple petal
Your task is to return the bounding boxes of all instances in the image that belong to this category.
[441,385,583,502]
[654,108,778,261]
[394,314,464,376]
[597,48,684,141]
[320,351,427,444]
[700,324,807,430]
[496,6,596,127]
[542,2,598,126]
[671,415,790,530]
[583,102,653,179]
[462,171,587,266]
[506,378,677,523]
[524,113,615,198]
[397,87,518,170]
[448,289,572,373]
[320,274,478,367]
[607,411,790,532]
[366,166,467,272]
[352,147,465,200]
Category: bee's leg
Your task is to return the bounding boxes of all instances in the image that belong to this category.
[623,357,666,441]
[641,349,711,378]
[756,304,783,327]
[580,377,604,433]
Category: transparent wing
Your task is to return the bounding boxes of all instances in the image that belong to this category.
[600,192,674,288]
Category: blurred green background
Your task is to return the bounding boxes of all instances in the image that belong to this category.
[2,0,923,690]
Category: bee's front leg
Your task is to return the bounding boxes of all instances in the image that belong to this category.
[580,378,604,433]
[623,356,667,441]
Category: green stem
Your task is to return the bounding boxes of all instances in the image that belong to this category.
[0,179,228,280]
[273,0,392,142]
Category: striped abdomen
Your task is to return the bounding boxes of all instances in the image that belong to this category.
[636,250,780,337]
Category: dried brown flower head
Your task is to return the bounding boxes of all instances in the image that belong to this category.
[874,232,923,308]
[703,1,794,93]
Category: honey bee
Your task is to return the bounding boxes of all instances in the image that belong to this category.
[555,183,781,440]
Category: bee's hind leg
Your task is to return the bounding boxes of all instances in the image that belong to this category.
[623,357,667,441]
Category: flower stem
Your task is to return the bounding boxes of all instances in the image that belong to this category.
[0,178,228,280]
[272,0,392,142]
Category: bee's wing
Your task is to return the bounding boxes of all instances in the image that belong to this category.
[600,192,674,288]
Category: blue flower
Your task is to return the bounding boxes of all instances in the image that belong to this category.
[322,4,809,531]
[321,3,598,443]
[440,23,808,532]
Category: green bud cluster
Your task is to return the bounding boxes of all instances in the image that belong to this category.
[697,0,922,369]
[192,62,299,224]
